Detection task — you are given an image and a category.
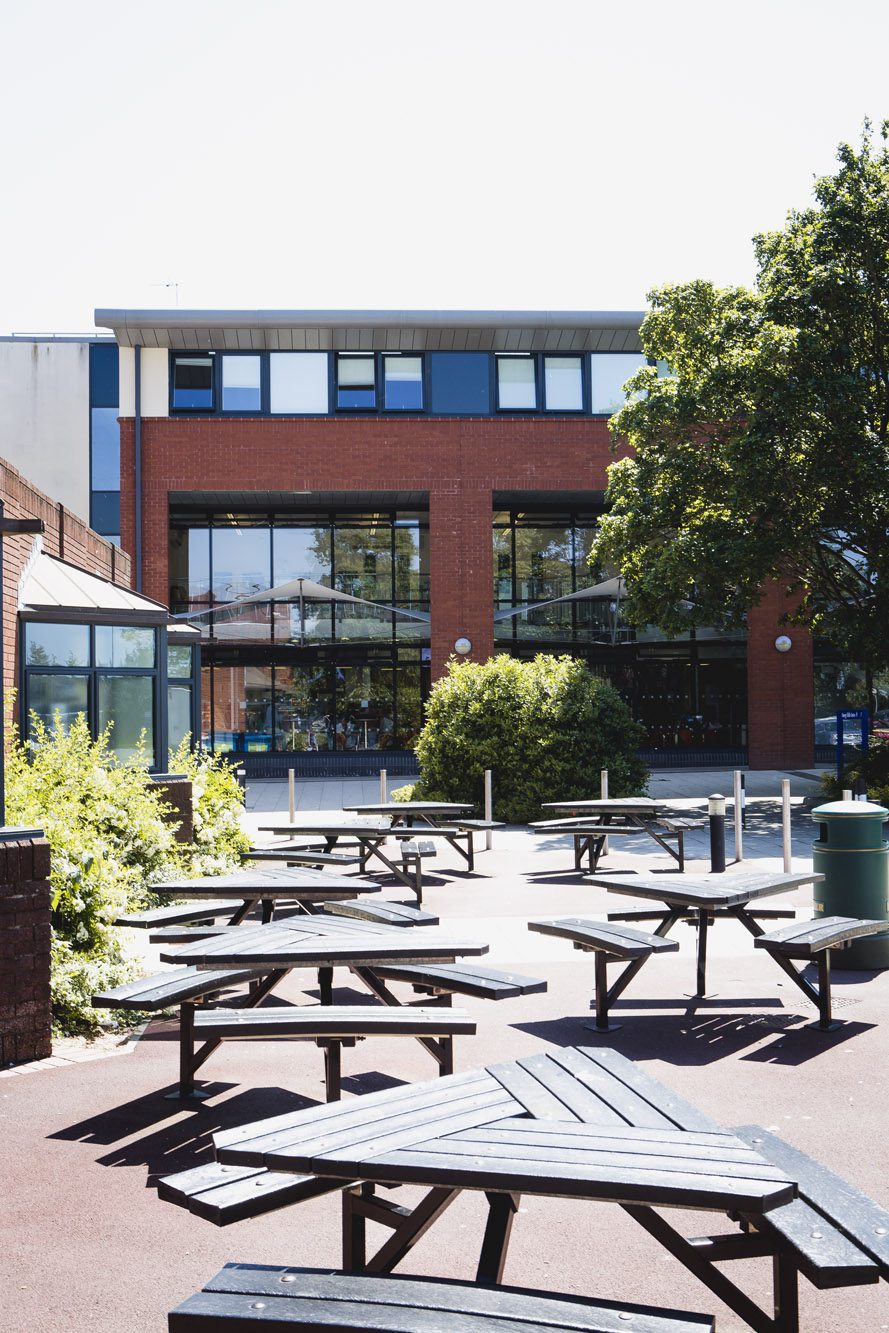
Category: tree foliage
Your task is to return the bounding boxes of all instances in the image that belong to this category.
[412,654,647,823]
[593,123,889,670]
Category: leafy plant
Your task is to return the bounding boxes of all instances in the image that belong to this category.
[168,739,251,873]
[411,654,647,823]
[819,739,889,808]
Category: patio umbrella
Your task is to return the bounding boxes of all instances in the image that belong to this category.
[493,576,626,621]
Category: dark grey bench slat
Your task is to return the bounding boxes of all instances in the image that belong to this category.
[734,1125,889,1279]
[246,849,364,866]
[569,1048,723,1134]
[92,965,266,1011]
[750,1196,880,1288]
[158,1162,344,1225]
[117,900,244,928]
[529,917,680,959]
[398,839,437,857]
[192,1005,476,1039]
[452,819,505,831]
[169,1264,715,1332]
[755,915,886,958]
[324,899,439,927]
[149,925,232,944]
[369,962,547,1000]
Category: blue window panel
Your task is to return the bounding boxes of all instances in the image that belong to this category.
[172,355,215,410]
[91,407,120,489]
[91,490,121,535]
[429,353,492,414]
[338,386,377,409]
[90,343,119,408]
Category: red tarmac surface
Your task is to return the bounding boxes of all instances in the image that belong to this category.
[2,825,888,1332]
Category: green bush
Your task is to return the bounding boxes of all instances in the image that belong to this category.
[5,719,250,1036]
[412,654,648,823]
[389,783,417,803]
[820,739,889,808]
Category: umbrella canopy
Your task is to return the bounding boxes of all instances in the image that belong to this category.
[173,575,431,632]
[493,577,625,622]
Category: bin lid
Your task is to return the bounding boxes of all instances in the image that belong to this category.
[812,799,889,817]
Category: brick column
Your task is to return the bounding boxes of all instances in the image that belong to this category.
[429,486,494,678]
[150,775,194,845]
[747,585,814,769]
[0,832,52,1064]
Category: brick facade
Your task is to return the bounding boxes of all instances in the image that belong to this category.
[119,415,814,769]
[0,835,52,1064]
[0,456,131,708]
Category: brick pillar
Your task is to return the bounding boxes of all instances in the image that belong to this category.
[747,585,814,769]
[0,832,52,1064]
[429,486,494,679]
[150,774,194,845]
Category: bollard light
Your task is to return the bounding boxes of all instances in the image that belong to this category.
[708,792,726,873]
[708,793,726,819]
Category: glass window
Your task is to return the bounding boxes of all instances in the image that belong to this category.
[95,625,156,669]
[221,355,262,412]
[206,664,272,752]
[336,664,393,751]
[589,353,646,414]
[544,356,583,411]
[497,357,537,410]
[270,353,329,413]
[168,684,193,751]
[272,525,332,586]
[167,644,194,678]
[383,356,423,410]
[334,523,393,601]
[275,665,333,751]
[90,407,121,488]
[211,524,271,601]
[25,622,89,667]
[27,674,89,735]
[393,520,429,606]
[337,356,376,409]
[169,525,211,610]
[172,355,215,410]
[98,674,155,764]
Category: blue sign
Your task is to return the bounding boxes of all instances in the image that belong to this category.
[836,708,869,780]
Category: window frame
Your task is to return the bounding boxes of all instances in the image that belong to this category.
[335,353,379,412]
[541,354,587,414]
[381,354,426,413]
[495,354,539,413]
[218,352,265,416]
[170,352,218,413]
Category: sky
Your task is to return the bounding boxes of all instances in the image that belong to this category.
[1,0,888,333]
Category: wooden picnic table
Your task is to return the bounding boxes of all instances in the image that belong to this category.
[588,870,824,998]
[148,865,382,925]
[210,1043,849,1331]
[258,818,480,879]
[534,798,698,871]
[343,800,473,826]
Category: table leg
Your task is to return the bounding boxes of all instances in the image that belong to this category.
[318,966,334,1005]
[476,1192,521,1284]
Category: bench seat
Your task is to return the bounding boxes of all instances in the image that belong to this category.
[92,964,267,1012]
[365,961,547,1003]
[168,1264,715,1332]
[754,915,886,1029]
[452,818,505,831]
[158,1162,347,1226]
[323,898,439,927]
[244,849,364,867]
[528,917,679,1032]
[191,1004,475,1099]
[116,900,244,929]
[397,838,437,904]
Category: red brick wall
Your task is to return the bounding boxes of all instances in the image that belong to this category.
[119,415,616,679]
[0,457,131,708]
[746,584,814,768]
[0,835,52,1064]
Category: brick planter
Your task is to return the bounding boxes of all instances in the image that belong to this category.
[0,830,52,1065]
[150,774,194,845]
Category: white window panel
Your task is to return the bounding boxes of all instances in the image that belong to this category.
[544,356,583,410]
[589,353,646,414]
[497,358,537,409]
[270,353,329,414]
[221,355,261,411]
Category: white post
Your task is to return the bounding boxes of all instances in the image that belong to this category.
[782,778,792,873]
[733,769,743,862]
[842,788,853,802]
[484,769,493,851]
[379,768,388,805]
[600,768,609,856]
[288,769,296,824]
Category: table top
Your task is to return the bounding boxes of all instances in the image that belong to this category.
[343,802,473,817]
[214,1044,793,1216]
[587,870,823,909]
[542,798,664,816]
[159,914,489,969]
[150,865,382,901]
[259,821,399,838]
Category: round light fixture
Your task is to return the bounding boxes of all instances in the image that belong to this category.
[774,635,792,653]
[454,637,472,655]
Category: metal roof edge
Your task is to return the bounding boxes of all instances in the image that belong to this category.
[94,307,645,332]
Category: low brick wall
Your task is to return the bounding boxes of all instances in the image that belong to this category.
[151,775,194,845]
[0,833,52,1064]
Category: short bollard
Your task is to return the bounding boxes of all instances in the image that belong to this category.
[709,793,726,873]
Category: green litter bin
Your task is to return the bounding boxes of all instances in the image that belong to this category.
[811,799,889,969]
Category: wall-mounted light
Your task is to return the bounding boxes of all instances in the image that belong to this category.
[774,635,792,653]
[454,637,472,655]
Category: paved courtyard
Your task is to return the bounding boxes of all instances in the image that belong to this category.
[2,769,888,1331]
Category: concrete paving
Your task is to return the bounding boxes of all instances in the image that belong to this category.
[2,768,888,1332]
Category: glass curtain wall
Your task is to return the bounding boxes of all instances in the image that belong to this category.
[172,508,430,754]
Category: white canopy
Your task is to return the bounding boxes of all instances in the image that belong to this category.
[493,577,625,622]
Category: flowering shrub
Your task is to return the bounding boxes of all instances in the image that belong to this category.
[6,718,249,1035]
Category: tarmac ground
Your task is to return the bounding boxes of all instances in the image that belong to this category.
[2,768,888,1332]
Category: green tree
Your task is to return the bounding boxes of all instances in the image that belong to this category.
[593,123,889,672]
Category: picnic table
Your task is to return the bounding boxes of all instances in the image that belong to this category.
[343,800,473,826]
[194,1043,889,1330]
[588,869,822,999]
[144,864,382,925]
[258,818,481,881]
[535,798,700,872]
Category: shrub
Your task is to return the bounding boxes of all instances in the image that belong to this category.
[168,739,251,873]
[389,783,417,803]
[820,739,889,808]
[412,654,648,823]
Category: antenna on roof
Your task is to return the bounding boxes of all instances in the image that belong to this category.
[151,281,180,306]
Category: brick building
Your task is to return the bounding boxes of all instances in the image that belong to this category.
[85,307,828,774]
